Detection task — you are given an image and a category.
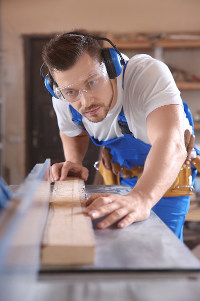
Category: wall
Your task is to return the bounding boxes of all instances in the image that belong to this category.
[1,0,200,184]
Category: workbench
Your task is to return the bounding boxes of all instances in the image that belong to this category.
[1,161,200,301]
[38,185,200,301]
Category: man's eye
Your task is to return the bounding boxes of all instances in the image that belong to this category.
[88,80,97,88]
[64,89,75,96]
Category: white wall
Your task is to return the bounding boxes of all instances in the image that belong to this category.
[1,0,200,183]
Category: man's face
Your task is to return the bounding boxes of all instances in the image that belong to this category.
[53,53,117,123]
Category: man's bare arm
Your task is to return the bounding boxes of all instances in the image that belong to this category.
[86,104,187,228]
[132,104,187,206]
[60,131,89,164]
[51,131,90,181]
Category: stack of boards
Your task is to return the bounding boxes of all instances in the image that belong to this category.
[41,178,95,267]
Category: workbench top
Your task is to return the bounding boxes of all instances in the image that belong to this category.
[36,185,200,301]
[41,185,200,272]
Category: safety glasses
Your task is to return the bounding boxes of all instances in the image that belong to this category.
[54,64,108,103]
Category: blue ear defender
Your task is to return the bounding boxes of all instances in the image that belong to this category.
[40,64,58,99]
[109,48,123,77]
[88,34,126,79]
[102,47,124,79]
[44,75,58,99]
[41,33,127,98]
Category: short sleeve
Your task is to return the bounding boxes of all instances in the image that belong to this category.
[136,59,182,117]
[52,97,82,137]
[122,55,193,142]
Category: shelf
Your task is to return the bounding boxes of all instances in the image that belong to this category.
[194,123,200,130]
[113,38,200,51]
[154,39,200,49]
[114,40,152,50]
[176,82,200,90]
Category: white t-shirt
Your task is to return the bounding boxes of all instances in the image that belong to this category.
[52,54,192,145]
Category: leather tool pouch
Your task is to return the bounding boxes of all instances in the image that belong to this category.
[99,147,200,197]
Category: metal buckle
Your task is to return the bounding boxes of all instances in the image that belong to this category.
[94,161,100,171]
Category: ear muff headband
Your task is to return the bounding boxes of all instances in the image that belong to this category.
[41,32,127,98]
[67,32,126,79]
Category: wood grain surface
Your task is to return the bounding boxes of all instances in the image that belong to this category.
[41,178,95,266]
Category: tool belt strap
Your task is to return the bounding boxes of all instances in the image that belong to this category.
[100,147,200,197]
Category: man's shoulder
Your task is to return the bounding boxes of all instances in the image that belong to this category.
[127,54,159,71]
[125,54,170,85]
[129,53,154,62]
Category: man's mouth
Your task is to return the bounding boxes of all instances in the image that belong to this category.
[84,106,101,116]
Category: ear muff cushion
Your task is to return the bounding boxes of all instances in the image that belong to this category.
[109,48,123,77]
[102,48,117,79]
[102,48,123,79]
[44,74,58,99]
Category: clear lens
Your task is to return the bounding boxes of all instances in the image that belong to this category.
[59,88,80,102]
[85,76,106,92]
[54,66,108,103]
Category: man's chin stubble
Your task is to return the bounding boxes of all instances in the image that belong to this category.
[84,112,108,123]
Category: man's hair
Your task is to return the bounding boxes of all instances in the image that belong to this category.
[42,31,102,74]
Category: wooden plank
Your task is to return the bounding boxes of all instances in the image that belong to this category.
[41,178,95,266]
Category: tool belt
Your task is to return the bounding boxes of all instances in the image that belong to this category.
[98,147,200,197]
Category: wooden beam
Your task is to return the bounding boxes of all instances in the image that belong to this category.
[41,178,95,266]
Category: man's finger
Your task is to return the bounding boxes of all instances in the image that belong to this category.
[51,163,63,181]
[81,167,89,181]
[87,196,113,211]
[185,134,195,163]
[87,202,119,219]
[85,193,111,206]
[97,207,128,229]
[60,163,71,180]
[50,168,55,183]
[187,134,195,152]
[117,209,150,228]
[184,129,190,148]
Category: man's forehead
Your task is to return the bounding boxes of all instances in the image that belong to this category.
[54,61,107,89]
[53,52,103,85]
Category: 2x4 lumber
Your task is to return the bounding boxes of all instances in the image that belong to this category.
[41,178,95,266]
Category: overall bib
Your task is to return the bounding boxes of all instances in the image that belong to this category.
[69,65,199,242]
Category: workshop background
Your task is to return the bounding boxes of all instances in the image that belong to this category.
[0,0,200,254]
[0,0,200,185]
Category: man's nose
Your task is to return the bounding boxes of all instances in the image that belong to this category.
[80,90,92,106]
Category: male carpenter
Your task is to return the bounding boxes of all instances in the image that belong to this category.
[41,32,197,241]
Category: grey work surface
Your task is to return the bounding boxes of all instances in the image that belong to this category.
[37,185,200,301]
[41,185,200,272]
[35,272,200,301]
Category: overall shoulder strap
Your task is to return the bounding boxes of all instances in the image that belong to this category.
[69,105,86,131]
[183,101,194,134]
[119,61,133,135]
[122,61,129,89]
[118,107,133,135]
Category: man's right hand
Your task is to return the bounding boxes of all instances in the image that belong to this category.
[50,161,89,183]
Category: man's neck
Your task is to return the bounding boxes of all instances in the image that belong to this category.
[109,78,118,110]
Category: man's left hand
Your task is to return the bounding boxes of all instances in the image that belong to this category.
[85,192,151,229]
